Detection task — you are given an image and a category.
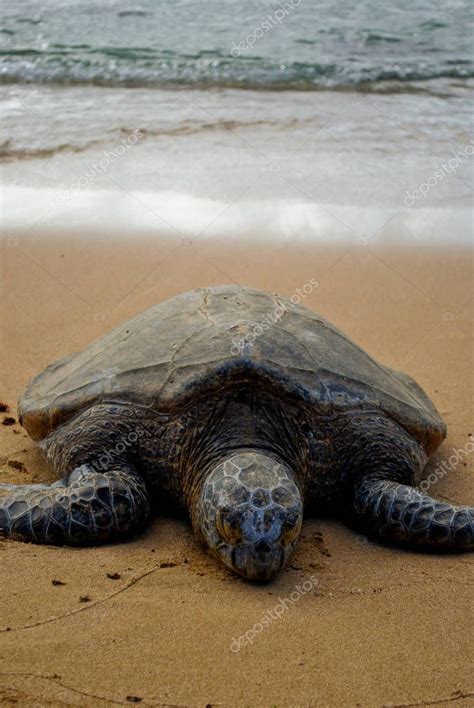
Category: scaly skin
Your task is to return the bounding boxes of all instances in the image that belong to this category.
[0,464,150,545]
[0,400,473,572]
[338,411,474,550]
[354,479,474,548]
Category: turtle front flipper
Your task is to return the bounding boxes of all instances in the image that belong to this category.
[353,478,474,550]
[343,414,473,551]
[0,464,151,545]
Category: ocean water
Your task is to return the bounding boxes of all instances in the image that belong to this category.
[1,0,473,89]
[1,1,473,243]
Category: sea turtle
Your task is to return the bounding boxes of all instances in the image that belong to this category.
[1,286,473,580]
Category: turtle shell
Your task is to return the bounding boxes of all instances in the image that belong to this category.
[19,286,446,453]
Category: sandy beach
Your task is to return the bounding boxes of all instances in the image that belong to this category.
[1,2,473,704]
[1,236,472,707]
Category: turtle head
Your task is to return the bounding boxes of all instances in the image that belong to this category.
[196,451,303,582]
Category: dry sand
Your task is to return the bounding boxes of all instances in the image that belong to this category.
[0,235,473,707]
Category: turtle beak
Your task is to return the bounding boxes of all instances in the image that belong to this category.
[231,541,287,582]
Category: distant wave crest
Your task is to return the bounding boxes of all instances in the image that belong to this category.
[1,47,473,91]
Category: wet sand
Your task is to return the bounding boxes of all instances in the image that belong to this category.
[0,235,473,707]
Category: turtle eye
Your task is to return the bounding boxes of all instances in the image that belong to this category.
[216,508,243,544]
[280,510,301,544]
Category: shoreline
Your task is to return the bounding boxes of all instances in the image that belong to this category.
[2,188,473,245]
